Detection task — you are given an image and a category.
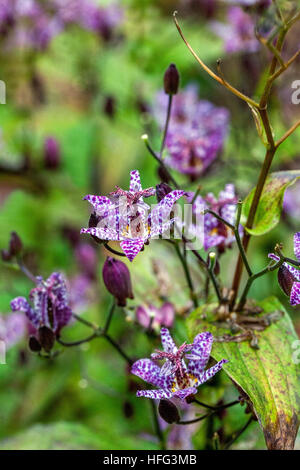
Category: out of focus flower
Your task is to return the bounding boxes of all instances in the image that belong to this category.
[44,136,61,170]
[81,170,184,261]
[211,7,259,53]
[10,272,72,337]
[74,242,98,279]
[131,328,227,400]
[136,302,175,330]
[187,184,240,252]
[102,256,134,306]
[0,312,27,349]
[68,274,95,313]
[0,0,123,51]
[283,182,300,220]
[164,63,180,95]
[269,233,300,306]
[153,86,229,179]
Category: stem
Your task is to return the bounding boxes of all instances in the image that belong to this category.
[142,136,179,189]
[275,119,300,148]
[237,258,284,311]
[224,417,253,450]
[103,298,116,334]
[57,333,98,347]
[173,12,260,109]
[160,94,172,158]
[150,400,166,450]
[190,249,222,303]
[104,243,126,257]
[72,313,97,330]
[234,202,252,277]
[103,334,133,365]
[174,243,198,308]
[178,411,212,425]
[16,257,37,284]
[193,398,240,411]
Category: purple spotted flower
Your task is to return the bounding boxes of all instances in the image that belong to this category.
[269,233,300,307]
[187,184,241,252]
[211,7,259,54]
[136,302,175,330]
[153,86,229,179]
[10,272,72,336]
[81,170,184,261]
[131,328,227,400]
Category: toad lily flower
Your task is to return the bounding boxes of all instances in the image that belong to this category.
[187,184,242,252]
[10,272,72,336]
[269,233,300,306]
[131,328,228,400]
[81,170,184,261]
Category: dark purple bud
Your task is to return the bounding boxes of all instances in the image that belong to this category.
[102,257,134,306]
[123,400,134,419]
[9,232,23,257]
[164,64,180,95]
[1,249,12,262]
[156,182,172,203]
[28,336,42,353]
[38,326,55,352]
[157,165,171,184]
[278,265,296,297]
[158,399,180,424]
[44,137,60,170]
[103,95,116,119]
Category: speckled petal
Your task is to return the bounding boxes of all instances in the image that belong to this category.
[129,170,142,193]
[294,233,300,261]
[290,282,300,306]
[197,359,228,385]
[173,387,198,400]
[186,331,213,376]
[136,388,173,399]
[149,190,184,228]
[80,226,119,241]
[131,358,172,389]
[83,195,113,212]
[10,296,39,329]
[120,238,145,262]
[269,254,300,281]
[160,327,177,354]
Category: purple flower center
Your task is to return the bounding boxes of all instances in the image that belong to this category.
[153,342,192,378]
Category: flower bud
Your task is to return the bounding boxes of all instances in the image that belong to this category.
[102,257,134,306]
[9,232,23,257]
[103,95,116,119]
[163,64,180,95]
[1,249,12,262]
[158,399,180,424]
[156,182,172,203]
[28,335,42,353]
[278,265,296,297]
[44,137,60,170]
[38,326,55,352]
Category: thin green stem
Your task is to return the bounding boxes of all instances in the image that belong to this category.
[223,417,253,450]
[174,243,198,308]
[103,298,116,334]
[103,334,133,365]
[150,400,166,450]
[104,243,126,257]
[160,94,172,158]
[142,136,179,188]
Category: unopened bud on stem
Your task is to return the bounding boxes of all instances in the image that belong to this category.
[163,64,180,95]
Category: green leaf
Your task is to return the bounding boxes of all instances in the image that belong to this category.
[187,297,300,450]
[242,170,300,236]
